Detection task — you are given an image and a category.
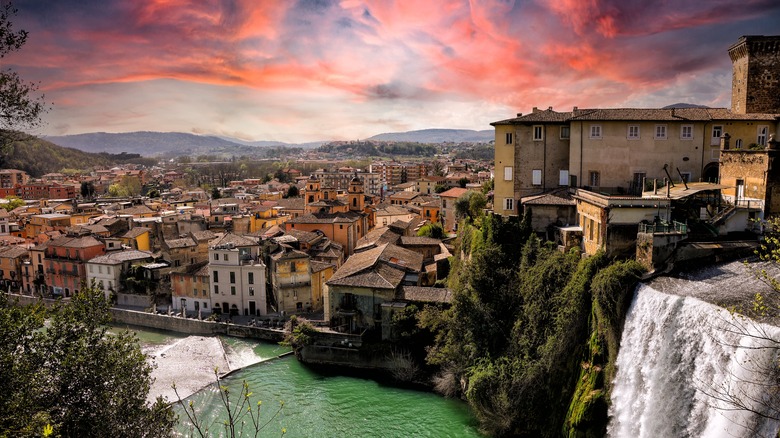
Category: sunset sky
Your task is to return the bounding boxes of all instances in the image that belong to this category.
[6,0,780,143]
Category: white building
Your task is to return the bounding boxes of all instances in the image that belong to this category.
[86,249,154,299]
[209,233,267,317]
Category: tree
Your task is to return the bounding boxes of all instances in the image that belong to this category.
[80,181,96,199]
[434,183,447,194]
[0,285,176,437]
[454,191,486,222]
[1,195,23,211]
[211,187,221,200]
[0,2,48,150]
[417,222,444,239]
[286,185,299,198]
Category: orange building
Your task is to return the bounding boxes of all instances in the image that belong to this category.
[42,234,106,297]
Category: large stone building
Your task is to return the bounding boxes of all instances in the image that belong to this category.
[208,233,267,317]
[493,35,780,221]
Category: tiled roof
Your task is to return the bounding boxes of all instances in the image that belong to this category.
[191,230,217,242]
[310,260,334,273]
[116,204,155,216]
[49,235,104,249]
[521,189,576,206]
[165,236,196,249]
[122,227,151,239]
[493,107,780,125]
[210,232,257,248]
[285,229,321,243]
[438,187,469,198]
[400,236,442,246]
[355,227,401,251]
[287,211,363,225]
[0,245,29,259]
[327,243,422,289]
[397,286,452,303]
[275,198,305,210]
[87,249,153,264]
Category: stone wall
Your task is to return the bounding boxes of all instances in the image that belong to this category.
[116,293,152,308]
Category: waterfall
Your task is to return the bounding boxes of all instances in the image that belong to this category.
[609,285,780,438]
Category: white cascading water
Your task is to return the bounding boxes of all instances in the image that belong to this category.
[609,285,780,438]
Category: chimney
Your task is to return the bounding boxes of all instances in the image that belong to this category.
[573,106,578,112]
[532,107,538,113]
[516,113,522,117]
[720,133,731,150]
[548,106,553,111]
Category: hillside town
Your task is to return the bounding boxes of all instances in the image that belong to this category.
[2,35,780,347]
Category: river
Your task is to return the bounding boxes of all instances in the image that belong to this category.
[117,326,481,437]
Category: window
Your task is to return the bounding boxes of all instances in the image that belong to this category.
[560,126,570,139]
[107,267,111,275]
[214,285,219,295]
[589,125,602,139]
[589,171,600,187]
[532,169,542,185]
[98,265,102,274]
[627,125,640,139]
[680,125,693,139]
[213,253,218,261]
[193,288,198,296]
[712,125,722,145]
[249,287,254,296]
[504,166,513,181]
[504,198,514,211]
[735,139,743,149]
[758,126,768,146]
[559,170,569,186]
[231,286,236,295]
[533,125,544,141]
[655,125,667,139]
[680,172,691,183]
[506,132,513,145]
[291,262,297,272]
[223,254,228,261]
[213,271,219,282]
[248,272,254,284]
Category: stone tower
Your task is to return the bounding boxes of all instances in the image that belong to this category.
[348,175,365,212]
[729,35,780,114]
[305,174,321,205]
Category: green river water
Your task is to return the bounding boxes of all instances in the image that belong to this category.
[120,326,481,437]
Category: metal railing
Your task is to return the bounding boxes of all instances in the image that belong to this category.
[638,221,688,234]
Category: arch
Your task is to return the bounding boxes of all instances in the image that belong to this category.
[702,162,719,183]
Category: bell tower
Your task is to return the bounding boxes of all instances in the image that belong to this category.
[348,174,365,212]
[305,175,321,206]
[729,35,780,114]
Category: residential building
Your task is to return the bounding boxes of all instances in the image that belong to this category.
[86,249,154,299]
[209,233,267,317]
[171,261,211,317]
[268,245,315,314]
[0,245,28,292]
[43,233,106,297]
[439,187,470,231]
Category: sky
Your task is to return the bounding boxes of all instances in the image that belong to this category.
[5,0,780,143]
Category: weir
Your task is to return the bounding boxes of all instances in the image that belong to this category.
[609,285,780,438]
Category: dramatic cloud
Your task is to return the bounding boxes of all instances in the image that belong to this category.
[5,0,780,142]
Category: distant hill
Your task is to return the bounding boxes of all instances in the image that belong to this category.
[45,131,257,157]
[1,134,115,177]
[368,129,493,143]
[662,103,710,109]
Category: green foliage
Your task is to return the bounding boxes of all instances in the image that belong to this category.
[286,185,299,198]
[0,133,113,176]
[318,140,437,157]
[417,222,444,239]
[0,286,176,437]
[454,191,486,223]
[80,181,96,198]
[423,209,646,436]
[1,195,23,211]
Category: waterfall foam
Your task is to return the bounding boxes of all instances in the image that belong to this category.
[608,285,780,438]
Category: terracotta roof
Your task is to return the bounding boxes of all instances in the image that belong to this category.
[438,187,470,198]
[116,204,155,216]
[389,191,419,200]
[48,235,104,249]
[285,229,321,243]
[275,198,305,210]
[492,108,572,124]
[191,230,217,242]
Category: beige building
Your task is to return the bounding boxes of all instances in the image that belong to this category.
[208,233,267,317]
